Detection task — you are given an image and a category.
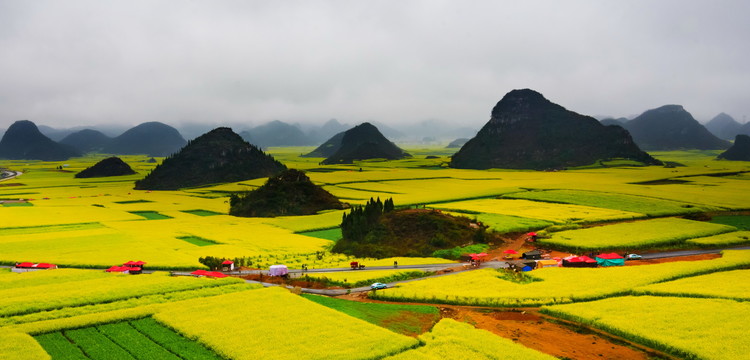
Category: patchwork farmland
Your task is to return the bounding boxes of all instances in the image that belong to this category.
[1,149,749,359]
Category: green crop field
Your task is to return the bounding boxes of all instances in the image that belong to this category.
[301,294,439,336]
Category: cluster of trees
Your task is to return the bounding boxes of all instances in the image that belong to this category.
[340,197,395,242]
[198,256,254,270]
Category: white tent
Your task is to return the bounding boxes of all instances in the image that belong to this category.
[269,265,288,276]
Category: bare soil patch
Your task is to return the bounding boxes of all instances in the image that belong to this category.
[337,293,671,360]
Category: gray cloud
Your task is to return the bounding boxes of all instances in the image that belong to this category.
[1,0,749,132]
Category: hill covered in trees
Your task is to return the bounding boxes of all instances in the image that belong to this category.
[0,120,81,161]
[450,89,659,170]
[75,157,136,178]
[718,135,750,161]
[103,122,187,156]
[321,123,411,164]
[229,169,345,217]
[302,131,345,158]
[332,198,494,258]
[134,127,286,190]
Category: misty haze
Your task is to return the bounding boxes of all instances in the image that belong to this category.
[1,2,749,360]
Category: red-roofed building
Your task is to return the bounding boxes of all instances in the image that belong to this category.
[221,260,234,271]
[13,262,57,272]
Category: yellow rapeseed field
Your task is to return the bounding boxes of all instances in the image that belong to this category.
[371,250,750,306]
[542,296,750,360]
[154,287,419,360]
[436,198,644,223]
[635,269,750,300]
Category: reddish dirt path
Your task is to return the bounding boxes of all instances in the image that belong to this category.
[336,293,671,359]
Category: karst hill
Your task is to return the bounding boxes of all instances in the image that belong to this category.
[103,122,187,157]
[229,169,345,217]
[134,127,286,190]
[705,113,743,141]
[240,120,314,148]
[75,157,136,178]
[450,89,659,170]
[717,135,750,161]
[0,120,81,161]
[320,122,411,164]
[624,105,730,150]
[60,129,112,153]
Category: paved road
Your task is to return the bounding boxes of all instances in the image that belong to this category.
[0,170,21,181]
[238,261,508,296]
[640,246,750,259]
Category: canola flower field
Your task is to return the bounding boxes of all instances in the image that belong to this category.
[540,217,738,251]
[370,250,750,306]
[2,150,749,270]
[2,149,750,359]
[542,296,750,360]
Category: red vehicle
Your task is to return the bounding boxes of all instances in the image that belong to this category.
[350,261,365,270]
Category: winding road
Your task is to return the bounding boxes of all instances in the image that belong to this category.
[193,246,750,295]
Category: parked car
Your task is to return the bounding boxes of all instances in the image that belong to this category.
[625,253,643,260]
[370,282,387,290]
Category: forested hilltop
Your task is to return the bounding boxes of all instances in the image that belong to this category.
[333,198,496,258]
[135,127,285,190]
[229,169,346,217]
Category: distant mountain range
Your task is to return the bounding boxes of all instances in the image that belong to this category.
[60,129,112,153]
[446,138,469,148]
[623,105,730,150]
[705,113,743,140]
[450,89,659,170]
[4,121,187,158]
[0,120,81,161]
[103,122,187,156]
[239,120,316,148]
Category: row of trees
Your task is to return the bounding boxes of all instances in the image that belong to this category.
[198,256,254,270]
[340,197,394,242]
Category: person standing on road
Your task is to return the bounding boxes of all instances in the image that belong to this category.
[394,260,398,268]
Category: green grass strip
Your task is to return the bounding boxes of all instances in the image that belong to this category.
[0,222,103,236]
[129,318,223,360]
[180,209,223,216]
[298,228,342,241]
[128,211,172,220]
[710,215,750,230]
[97,322,181,360]
[176,235,220,246]
[301,294,439,336]
[63,327,134,360]
[35,332,89,360]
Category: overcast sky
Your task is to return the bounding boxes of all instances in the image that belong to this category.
[1,0,749,131]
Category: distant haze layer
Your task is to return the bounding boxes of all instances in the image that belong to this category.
[1,1,749,130]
